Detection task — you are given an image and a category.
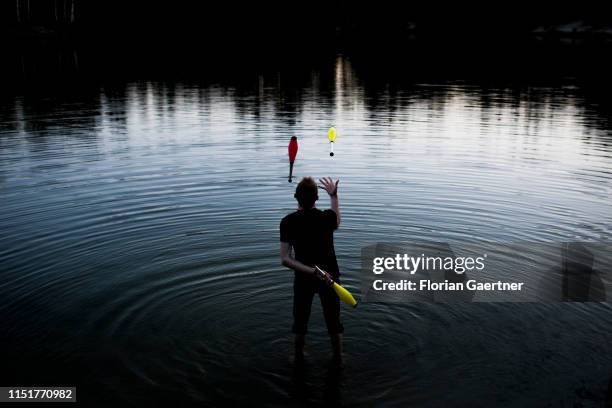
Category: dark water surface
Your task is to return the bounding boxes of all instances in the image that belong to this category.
[1,56,612,406]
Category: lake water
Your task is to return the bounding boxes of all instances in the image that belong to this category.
[1,56,611,406]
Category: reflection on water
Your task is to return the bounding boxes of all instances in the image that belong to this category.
[1,56,612,406]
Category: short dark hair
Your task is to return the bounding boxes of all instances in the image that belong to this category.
[294,177,318,209]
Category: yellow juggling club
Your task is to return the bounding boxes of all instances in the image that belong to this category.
[332,282,358,308]
[328,127,337,156]
[316,266,358,308]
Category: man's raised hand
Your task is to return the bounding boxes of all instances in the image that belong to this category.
[318,177,339,197]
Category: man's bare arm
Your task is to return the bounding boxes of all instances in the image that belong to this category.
[280,242,333,283]
[330,194,340,227]
[280,242,315,275]
[319,177,340,227]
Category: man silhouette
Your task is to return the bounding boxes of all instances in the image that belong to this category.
[280,177,343,366]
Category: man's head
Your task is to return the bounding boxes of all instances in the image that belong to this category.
[294,177,318,209]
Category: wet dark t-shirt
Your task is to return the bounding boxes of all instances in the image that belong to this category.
[280,208,339,280]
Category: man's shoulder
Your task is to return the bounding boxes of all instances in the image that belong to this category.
[282,208,327,219]
[281,210,300,224]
